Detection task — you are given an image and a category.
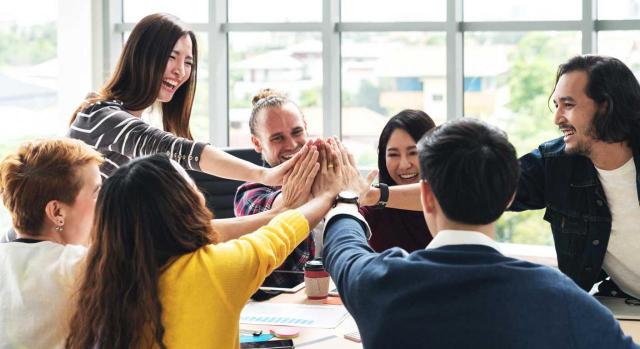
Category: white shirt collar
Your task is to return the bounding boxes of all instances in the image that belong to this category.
[426,229,502,253]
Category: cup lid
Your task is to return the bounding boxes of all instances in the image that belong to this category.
[304,259,324,271]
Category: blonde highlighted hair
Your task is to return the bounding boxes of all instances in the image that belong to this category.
[249,88,304,135]
[0,138,103,234]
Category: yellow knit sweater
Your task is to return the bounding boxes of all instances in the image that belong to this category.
[156,210,309,348]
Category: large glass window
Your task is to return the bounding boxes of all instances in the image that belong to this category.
[464,31,581,154]
[597,31,640,78]
[598,0,640,19]
[341,0,446,22]
[341,32,446,168]
[124,1,208,22]
[10,0,640,249]
[229,0,322,22]
[228,32,322,147]
[464,31,581,246]
[464,0,581,21]
[0,0,60,233]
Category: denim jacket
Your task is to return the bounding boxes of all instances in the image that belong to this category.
[511,137,640,293]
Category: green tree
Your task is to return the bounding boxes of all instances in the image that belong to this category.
[495,32,579,246]
[0,23,57,67]
[299,87,321,108]
[505,32,577,154]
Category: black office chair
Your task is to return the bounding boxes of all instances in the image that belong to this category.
[187,148,265,219]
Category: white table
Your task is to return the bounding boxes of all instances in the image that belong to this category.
[241,290,640,348]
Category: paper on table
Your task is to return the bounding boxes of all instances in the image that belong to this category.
[596,296,640,320]
[240,302,348,329]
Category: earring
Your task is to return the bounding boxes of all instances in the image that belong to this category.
[55,221,64,232]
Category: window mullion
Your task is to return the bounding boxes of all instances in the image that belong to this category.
[447,0,463,120]
[323,0,341,139]
[210,0,229,146]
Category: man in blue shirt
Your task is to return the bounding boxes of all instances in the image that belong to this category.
[322,118,638,348]
[512,55,640,299]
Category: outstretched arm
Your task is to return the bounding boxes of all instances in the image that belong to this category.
[200,144,301,186]
[213,144,320,241]
[328,138,423,212]
[360,183,422,211]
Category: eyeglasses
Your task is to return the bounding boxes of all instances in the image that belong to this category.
[624,297,640,306]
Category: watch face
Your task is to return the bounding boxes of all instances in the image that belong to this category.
[338,191,358,201]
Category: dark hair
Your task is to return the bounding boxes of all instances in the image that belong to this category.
[71,13,198,139]
[249,88,304,136]
[378,109,436,185]
[553,55,640,147]
[66,154,217,349]
[418,118,520,225]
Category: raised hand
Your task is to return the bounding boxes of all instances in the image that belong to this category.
[311,140,342,200]
[280,144,320,209]
[327,137,377,199]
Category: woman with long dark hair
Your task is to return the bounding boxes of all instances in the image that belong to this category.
[69,13,293,185]
[65,145,348,348]
[360,109,436,252]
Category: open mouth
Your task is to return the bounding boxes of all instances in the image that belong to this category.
[280,148,303,162]
[162,79,179,91]
[559,126,576,137]
[280,153,296,162]
[398,173,418,180]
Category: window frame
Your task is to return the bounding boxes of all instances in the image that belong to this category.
[105,0,640,146]
[102,0,640,251]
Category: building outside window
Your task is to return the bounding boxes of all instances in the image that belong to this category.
[3,0,640,254]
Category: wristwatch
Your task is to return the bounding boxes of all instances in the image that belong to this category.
[335,191,359,207]
[372,182,388,209]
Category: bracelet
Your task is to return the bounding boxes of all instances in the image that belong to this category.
[372,182,388,209]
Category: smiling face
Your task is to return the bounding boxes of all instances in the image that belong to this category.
[552,70,600,156]
[251,103,308,167]
[385,128,420,185]
[157,35,194,103]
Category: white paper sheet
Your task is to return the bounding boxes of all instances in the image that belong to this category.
[240,302,349,328]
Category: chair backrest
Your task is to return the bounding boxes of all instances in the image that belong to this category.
[187,148,264,219]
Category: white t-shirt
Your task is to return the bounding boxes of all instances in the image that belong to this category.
[0,240,87,348]
[596,157,640,299]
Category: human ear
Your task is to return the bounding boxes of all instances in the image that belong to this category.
[251,135,263,154]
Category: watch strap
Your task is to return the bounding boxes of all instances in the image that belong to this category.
[373,182,388,209]
[335,191,360,207]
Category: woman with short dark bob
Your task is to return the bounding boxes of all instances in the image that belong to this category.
[360,109,436,252]
[65,148,345,348]
[69,13,293,184]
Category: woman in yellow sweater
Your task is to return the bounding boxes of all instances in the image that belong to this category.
[66,143,346,348]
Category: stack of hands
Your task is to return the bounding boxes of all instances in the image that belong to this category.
[279,138,379,210]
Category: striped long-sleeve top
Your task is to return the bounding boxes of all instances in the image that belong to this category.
[68,100,207,178]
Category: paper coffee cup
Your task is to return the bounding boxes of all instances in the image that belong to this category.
[304,259,330,300]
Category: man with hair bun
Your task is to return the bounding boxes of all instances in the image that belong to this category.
[234,88,317,294]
